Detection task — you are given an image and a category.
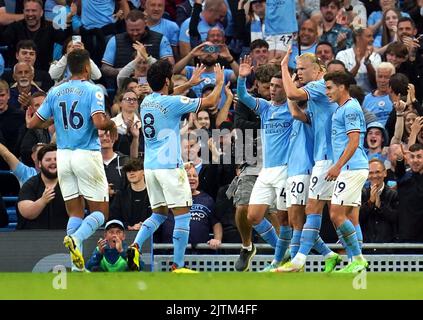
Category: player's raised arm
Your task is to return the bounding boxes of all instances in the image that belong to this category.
[236,55,257,110]
[286,72,308,123]
[281,47,307,101]
[200,63,225,109]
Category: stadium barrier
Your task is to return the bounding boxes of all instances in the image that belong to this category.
[0,231,152,272]
[1,231,422,272]
[153,243,423,272]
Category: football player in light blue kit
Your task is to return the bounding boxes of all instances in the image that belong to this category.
[28,49,118,271]
[279,51,339,272]
[126,60,224,273]
[237,56,293,271]
[264,0,298,59]
[277,97,341,273]
[324,71,369,273]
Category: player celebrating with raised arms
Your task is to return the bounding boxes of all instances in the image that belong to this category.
[277,50,339,272]
[126,60,224,273]
[324,72,369,273]
[28,49,117,271]
[237,56,293,271]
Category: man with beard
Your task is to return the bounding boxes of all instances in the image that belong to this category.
[9,62,43,111]
[17,144,68,229]
[319,0,353,53]
[174,42,237,109]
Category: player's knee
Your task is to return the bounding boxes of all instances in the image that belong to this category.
[247,213,262,226]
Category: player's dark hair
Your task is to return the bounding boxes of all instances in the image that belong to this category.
[67,49,90,75]
[147,60,173,92]
[37,144,57,162]
[323,71,351,89]
[409,143,423,153]
[389,73,409,96]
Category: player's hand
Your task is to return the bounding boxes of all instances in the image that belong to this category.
[18,92,32,108]
[281,46,292,69]
[207,238,221,250]
[239,55,253,77]
[325,165,341,181]
[188,63,206,87]
[41,186,55,205]
[97,238,107,254]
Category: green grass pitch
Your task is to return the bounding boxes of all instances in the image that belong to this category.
[1,272,423,300]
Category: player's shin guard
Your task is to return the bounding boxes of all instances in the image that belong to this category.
[173,213,191,268]
[275,226,292,262]
[134,213,167,248]
[66,216,83,236]
[72,211,105,242]
[338,220,361,257]
[290,229,302,259]
[297,214,322,256]
[252,219,278,248]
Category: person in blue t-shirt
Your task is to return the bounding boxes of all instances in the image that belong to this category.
[27,49,118,271]
[288,20,319,70]
[144,0,180,59]
[362,62,395,126]
[237,56,293,272]
[324,71,369,273]
[126,60,224,273]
